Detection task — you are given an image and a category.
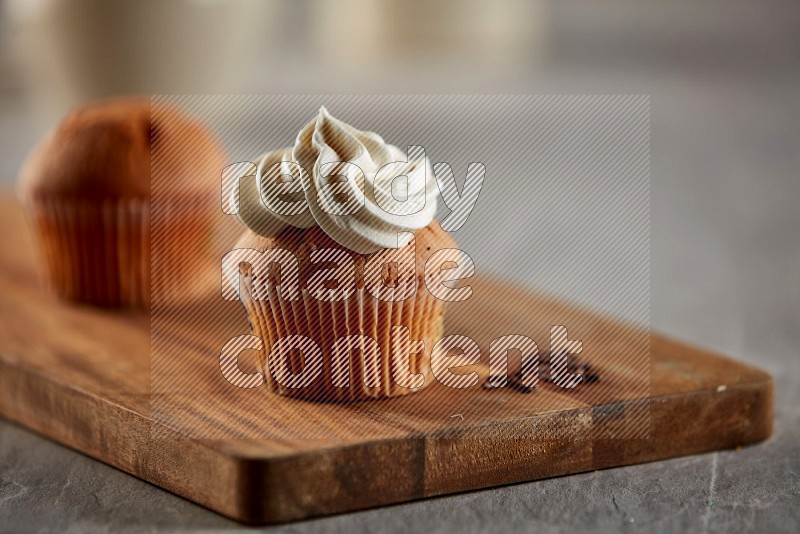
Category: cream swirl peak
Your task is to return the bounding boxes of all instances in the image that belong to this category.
[236,107,439,253]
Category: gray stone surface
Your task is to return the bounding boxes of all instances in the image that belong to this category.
[1,0,799,532]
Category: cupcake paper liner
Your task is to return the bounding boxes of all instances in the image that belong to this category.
[239,266,445,402]
[24,195,216,308]
[25,197,151,307]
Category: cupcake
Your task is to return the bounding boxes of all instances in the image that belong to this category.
[18,97,227,308]
[229,107,455,401]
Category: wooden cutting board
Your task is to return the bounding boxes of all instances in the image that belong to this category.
[0,195,772,525]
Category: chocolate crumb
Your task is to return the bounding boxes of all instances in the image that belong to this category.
[482,376,505,389]
[508,377,534,393]
[482,350,600,392]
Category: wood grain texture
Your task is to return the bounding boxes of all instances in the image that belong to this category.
[0,195,773,525]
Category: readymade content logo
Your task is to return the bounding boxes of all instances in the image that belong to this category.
[149,94,651,440]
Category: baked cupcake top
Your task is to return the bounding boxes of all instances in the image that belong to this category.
[19,97,226,200]
[235,107,439,253]
[235,220,457,293]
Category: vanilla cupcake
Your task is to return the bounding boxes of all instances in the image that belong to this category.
[229,107,455,401]
[18,97,227,308]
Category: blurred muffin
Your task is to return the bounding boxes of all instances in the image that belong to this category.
[230,107,453,401]
[18,97,226,308]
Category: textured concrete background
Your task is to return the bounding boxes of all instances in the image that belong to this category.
[1,0,799,532]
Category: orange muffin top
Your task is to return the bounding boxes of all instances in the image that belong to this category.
[19,97,227,200]
[235,221,457,290]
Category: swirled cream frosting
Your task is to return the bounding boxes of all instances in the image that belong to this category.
[235,107,438,253]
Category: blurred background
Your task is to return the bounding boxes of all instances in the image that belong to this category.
[1,0,796,353]
[0,0,798,530]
